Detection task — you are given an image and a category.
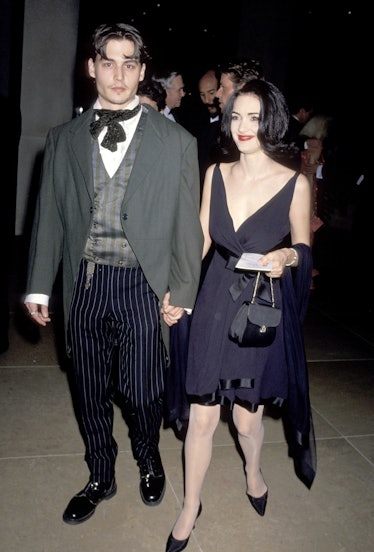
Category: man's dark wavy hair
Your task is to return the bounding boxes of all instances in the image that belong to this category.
[221,79,290,157]
[91,22,150,64]
[218,58,265,87]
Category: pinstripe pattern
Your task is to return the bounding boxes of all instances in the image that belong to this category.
[67,259,167,482]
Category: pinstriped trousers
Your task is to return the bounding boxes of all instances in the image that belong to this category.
[67,259,167,483]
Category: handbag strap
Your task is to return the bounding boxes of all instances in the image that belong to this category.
[251,272,275,307]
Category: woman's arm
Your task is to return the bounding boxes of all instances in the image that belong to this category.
[258,172,311,276]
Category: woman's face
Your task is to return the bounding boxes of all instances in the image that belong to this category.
[230,93,261,153]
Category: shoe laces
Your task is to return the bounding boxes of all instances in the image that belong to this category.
[139,456,163,479]
[83,480,113,499]
[85,481,100,491]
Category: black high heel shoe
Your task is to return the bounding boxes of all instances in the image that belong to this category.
[247,490,268,517]
[165,503,202,552]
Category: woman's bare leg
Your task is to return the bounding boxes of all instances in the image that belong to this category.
[171,403,221,540]
[232,404,267,497]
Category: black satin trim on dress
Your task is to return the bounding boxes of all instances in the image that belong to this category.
[235,395,285,413]
[271,396,285,408]
[219,378,254,390]
[216,242,288,302]
[234,396,259,413]
[188,391,285,414]
[216,245,255,300]
[187,392,221,406]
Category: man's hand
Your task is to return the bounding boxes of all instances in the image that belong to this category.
[24,302,51,326]
[160,291,185,327]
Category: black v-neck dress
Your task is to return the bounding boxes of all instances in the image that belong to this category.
[186,164,298,411]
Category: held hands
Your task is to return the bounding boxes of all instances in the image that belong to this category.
[24,302,51,326]
[160,291,185,327]
[257,248,298,278]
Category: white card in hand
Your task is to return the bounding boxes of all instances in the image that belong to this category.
[235,252,272,271]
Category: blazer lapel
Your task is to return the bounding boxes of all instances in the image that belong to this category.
[69,110,95,200]
[67,108,167,204]
[124,109,165,203]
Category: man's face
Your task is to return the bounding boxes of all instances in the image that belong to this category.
[165,75,186,109]
[198,71,219,115]
[215,72,235,111]
[88,38,145,109]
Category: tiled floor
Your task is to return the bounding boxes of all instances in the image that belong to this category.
[1,231,373,552]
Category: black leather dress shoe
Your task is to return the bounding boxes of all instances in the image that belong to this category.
[138,452,165,506]
[62,479,117,524]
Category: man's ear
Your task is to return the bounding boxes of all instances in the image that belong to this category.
[87,58,95,79]
[139,63,146,82]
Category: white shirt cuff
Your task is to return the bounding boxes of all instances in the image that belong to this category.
[24,293,49,306]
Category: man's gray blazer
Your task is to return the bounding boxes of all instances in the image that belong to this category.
[26,105,204,353]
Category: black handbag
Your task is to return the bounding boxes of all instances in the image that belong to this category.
[228,272,282,347]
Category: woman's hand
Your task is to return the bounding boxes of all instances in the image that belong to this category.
[258,248,298,278]
[160,291,185,326]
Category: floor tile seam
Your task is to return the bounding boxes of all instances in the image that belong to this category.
[159,440,290,449]
[0,452,85,461]
[217,439,288,446]
[344,437,374,467]
[311,407,374,442]
[313,434,374,441]
[307,358,374,363]
[311,406,356,437]
[0,449,158,461]
[0,364,60,370]
[164,475,182,504]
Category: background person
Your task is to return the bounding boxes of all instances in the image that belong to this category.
[215,57,265,112]
[152,68,186,123]
[215,58,265,161]
[187,68,222,190]
[137,78,166,112]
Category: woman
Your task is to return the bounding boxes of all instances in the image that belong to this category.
[165,79,316,552]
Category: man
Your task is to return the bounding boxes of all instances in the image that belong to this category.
[24,22,203,525]
[286,96,314,147]
[152,68,186,123]
[215,59,265,162]
[137,79,166,112]
[195,69,221,187]
[283,95,315,170]
[198,69,220,119]
[215,58,264,111]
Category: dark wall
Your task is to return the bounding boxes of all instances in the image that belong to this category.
[74,1,366,116]
[0,0,23,235]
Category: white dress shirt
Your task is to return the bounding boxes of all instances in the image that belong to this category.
[163,105,176,122]
[93,97,142,177]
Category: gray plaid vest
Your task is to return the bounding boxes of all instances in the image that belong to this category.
[83,109,147,268]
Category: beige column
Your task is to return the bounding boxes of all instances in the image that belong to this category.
[16,0,80,235]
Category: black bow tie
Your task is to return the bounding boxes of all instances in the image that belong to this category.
[90,105,141,152]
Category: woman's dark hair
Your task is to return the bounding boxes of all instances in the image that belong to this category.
[91,22,150,64]
[221,79,290,156]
